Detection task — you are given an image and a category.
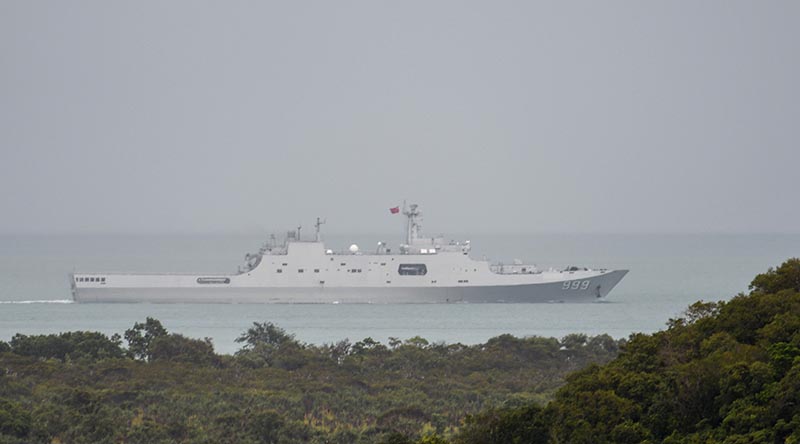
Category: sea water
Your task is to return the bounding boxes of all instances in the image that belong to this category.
[1,234,798,354]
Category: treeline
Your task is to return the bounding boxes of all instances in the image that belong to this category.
[0,314,619,443]
[455,258,800,444]
[4,259,797,444]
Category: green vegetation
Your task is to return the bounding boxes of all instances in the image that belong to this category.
[2,258,798,443]
[455,258,800,444]
[0,320,618,443]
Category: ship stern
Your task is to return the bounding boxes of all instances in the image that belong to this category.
[68,273,79,302]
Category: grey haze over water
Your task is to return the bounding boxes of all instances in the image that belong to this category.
[1,233,798,354]
[1,1,799,235]
[1,2,799,353]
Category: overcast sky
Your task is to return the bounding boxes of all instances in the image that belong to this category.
[1,1,798,235]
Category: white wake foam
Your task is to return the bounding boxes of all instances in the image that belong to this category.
[0,299,74,304]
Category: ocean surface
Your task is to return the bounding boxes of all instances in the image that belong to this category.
[1,233,798,355]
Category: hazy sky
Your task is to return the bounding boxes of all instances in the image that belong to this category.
[1,1,798,235]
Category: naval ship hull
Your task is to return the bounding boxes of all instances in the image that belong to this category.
[71,270,628,304]
[71,204,628,303]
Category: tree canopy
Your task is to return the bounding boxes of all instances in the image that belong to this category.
[0,316,618,443]
[456,257,800,443]
[2,258,798,443]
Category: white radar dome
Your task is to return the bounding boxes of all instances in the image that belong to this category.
[349,244,359,253]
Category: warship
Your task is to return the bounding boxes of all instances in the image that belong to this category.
[71,204,628,303]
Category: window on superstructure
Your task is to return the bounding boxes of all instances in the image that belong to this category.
[314,269,319,273]
[298,269,304,273]
[277,269,282,273]
[101,277,106,282]
[398,264,427,276]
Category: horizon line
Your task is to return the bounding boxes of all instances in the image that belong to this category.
[1,230,799,237]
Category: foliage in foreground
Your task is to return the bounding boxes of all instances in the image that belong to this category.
[455,258,800,444]
[3,258,797,443]
[0,317,618,443]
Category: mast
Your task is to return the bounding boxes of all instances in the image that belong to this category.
[314,217,326,242]
[403,203,422,245]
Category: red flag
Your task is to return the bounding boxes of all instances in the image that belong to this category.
[389,206,400,214]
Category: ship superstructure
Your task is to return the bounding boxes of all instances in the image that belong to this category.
[71,204,627,303]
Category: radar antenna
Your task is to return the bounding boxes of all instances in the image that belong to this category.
[314,217,326,242]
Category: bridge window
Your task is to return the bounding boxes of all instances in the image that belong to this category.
[398,264,427,276]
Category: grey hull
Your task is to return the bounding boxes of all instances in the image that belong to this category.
[74,270,628,304]
[71,204,630,303]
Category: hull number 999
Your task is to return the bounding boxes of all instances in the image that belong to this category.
[563,280,590,290]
